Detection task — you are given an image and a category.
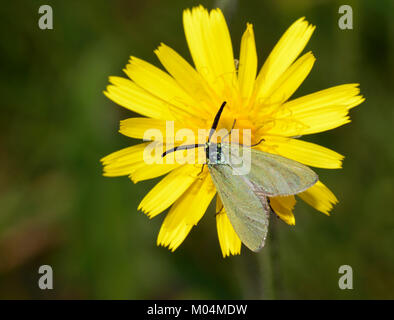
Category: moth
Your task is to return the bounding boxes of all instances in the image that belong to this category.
[163,102,318,252]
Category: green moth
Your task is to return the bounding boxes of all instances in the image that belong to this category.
[163,102,318,252]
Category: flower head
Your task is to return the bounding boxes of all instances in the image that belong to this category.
[101,5,364,257]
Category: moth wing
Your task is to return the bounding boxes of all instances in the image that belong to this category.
[208,164,270,252]
[222,144,318,197]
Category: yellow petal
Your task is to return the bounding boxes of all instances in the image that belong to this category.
[270,196,296,225]
[102,141,196,181]
[119,117,197,142]
[157,172,216,251]
[254,17,315,100]
[282,83,365,114]
[124,57,199,119]
[216,197,241,258]
[298,180,338,215]
[264,105,353,137]
[100,143,148,177]
[261,51,315,105]
[260,136,344,169]
[265,84,365,136]
[238,23,257,102]
[158,222,192,252]
[154,43,217,115]
[289,106,351,135]
[138,164,200,218]
[183,171,216,225]
[183,6,236,92]
[104,76,173,120]
[129,163,181,183]
[119,118,168,140]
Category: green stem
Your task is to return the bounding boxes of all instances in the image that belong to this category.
[258,216,282,299]
[237,216,281,299]
[257,229,275,299]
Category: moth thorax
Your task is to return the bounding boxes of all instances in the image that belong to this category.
[205,142,226,165]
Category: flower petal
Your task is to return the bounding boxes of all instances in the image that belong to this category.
[102,141,197,182]
[138,164,200,218]
[238,23,257,103]
[157,172,216,251]
[270,196,296,225]
[264,84,365,136]
[261,51,315,105]
[282,83,365,114]
[119,117,197,142]
[264,105,352,137]
[119,118,168,140]
[130,163,181,183]
[124,57,199,119]
[100,143,148,177]
[104,77,174,120]
[298,180,338,215]
[260,136,344,169]
[216,197,241,258]
[254,17,315,100]
[183,6,236,93]
[154,43,217,115]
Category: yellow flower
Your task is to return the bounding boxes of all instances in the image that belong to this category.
[101,5,364,257]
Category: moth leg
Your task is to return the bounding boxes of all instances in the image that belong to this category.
[215,205,224,217]
[222,119,237,143]
[267,197,279,217]
[228,138,265,148]
[197,164,205,179]
[243,138,265,148]
[230,119,237,132]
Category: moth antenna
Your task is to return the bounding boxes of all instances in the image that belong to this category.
[208,101,227,142]
[162,144,205,157]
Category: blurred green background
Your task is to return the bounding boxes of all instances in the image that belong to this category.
[1,0,393,299]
